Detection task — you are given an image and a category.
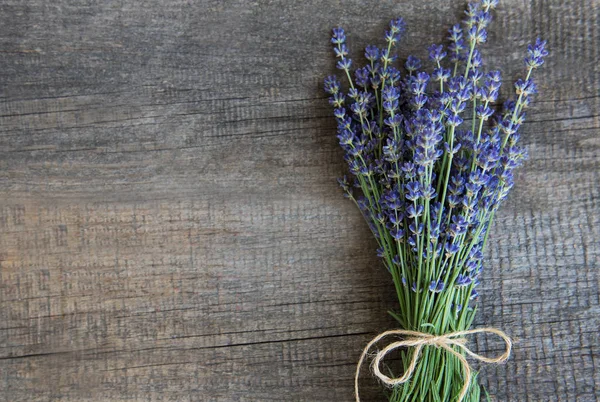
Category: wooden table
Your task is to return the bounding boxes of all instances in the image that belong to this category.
[1,1,598,401]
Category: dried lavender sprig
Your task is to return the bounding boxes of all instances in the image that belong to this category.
[325,1,547,401]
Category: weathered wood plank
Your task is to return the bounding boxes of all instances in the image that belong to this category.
[0,0,598,401]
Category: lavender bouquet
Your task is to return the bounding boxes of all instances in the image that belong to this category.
[324,1,547,401]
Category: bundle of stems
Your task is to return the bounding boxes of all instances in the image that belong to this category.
[324,1,547,400]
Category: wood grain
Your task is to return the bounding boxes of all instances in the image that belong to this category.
[0,0,598,401]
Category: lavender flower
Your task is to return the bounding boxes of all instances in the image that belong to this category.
[324,2,546,401]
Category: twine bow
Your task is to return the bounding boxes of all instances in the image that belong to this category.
[355,327,512,402]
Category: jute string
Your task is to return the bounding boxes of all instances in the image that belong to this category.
[355,327,512,402]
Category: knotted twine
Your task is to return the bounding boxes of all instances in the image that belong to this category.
[355,327,512,402]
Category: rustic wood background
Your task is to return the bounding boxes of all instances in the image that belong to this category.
[0,0,598,401]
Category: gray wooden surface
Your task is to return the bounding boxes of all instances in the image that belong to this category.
[0,0,598,401]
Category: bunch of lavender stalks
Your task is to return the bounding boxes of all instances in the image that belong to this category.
[324,1,547,401]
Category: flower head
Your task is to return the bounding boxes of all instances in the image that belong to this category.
[525,38,548,69]
[331,27,346,44]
